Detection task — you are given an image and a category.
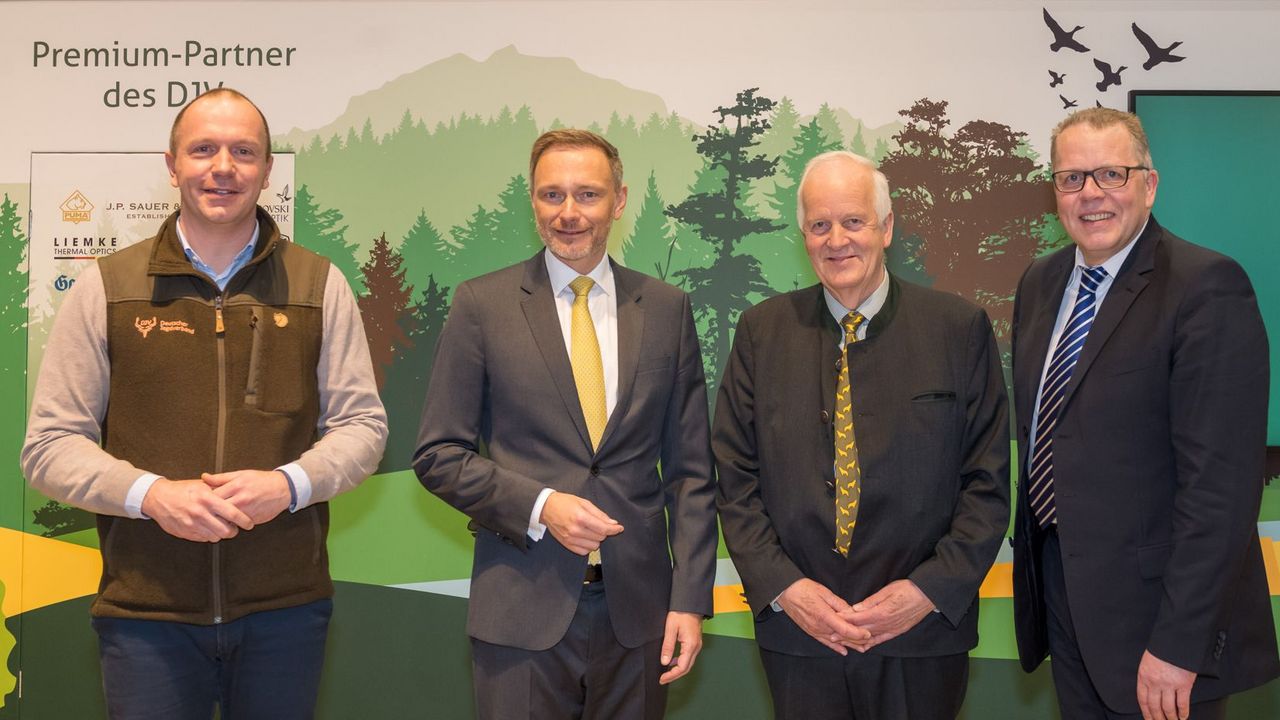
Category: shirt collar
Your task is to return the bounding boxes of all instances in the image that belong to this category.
[823,267,890,326]
[545,249,615,299]
[176,219,260,278]
[1074,216,1147,276]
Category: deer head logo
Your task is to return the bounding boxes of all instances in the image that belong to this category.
[135,316,157,338]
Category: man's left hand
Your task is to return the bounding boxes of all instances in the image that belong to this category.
[840,579,935,651]
[203,470,293,525]
[1137,650,1195,720]
[658,611,703,685]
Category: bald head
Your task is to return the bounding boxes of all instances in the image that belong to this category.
[169,88,272,161]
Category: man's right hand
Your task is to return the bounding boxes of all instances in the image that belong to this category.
[539,492,623,556]
[141,478,255,542]
[777,578,872,655]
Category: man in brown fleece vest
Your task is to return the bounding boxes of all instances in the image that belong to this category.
[22,89,387,719]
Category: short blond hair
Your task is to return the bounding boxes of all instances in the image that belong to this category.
[528,129,623,191]
[1051,107,1152,169]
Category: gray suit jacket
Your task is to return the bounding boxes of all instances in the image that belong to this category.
[715,276,1010,656]
[414,251,717,651]
[1011,216,1279,711]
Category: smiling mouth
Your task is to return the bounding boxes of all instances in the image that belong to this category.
[1080,212,1114,222]
[203,188,239,196]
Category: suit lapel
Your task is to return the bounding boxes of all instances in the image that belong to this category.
[598,262,643,452]
[1058,220,1158,412]
[1017,249,1074,426]
[520,253,593,452]
[811,286,839,476]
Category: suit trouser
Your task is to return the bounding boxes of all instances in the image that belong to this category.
[759,645,968,720]
[471,579,667,720]
[1041,528,1227,720]
[91,598,333,720]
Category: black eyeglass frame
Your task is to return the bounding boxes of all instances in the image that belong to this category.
[1051,165,1151,193]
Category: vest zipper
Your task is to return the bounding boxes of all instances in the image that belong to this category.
[213,293,227,624]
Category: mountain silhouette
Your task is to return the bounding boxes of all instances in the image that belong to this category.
[1132,23,1186,70]
[1093,59,1127,91]
[280,46,671,148]
[1043,8,1089,53]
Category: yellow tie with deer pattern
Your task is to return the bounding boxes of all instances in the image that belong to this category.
[834,311,866,557]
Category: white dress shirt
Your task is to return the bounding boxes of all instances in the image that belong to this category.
[528,251,620,539]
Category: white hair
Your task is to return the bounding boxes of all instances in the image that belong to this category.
[796,150,892,229]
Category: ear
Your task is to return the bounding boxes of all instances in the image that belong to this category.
[164,152,178,189]
[262,154,274,190]
[613,183,628,220]
[1143,167,1159,209]
[881,212,895,249]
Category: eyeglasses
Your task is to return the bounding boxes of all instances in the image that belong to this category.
[1051,166,1149,193]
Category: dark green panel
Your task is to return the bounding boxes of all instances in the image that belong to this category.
[1133,93,1280,445]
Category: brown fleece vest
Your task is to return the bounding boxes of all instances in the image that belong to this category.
[93,208,332,624]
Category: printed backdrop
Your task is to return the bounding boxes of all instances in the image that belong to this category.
[1,2,1278,717]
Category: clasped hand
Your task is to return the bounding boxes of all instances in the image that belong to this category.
[140,469,293,543]
[778,578,935,654]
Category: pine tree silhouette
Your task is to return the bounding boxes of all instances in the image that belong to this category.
[398,209,447,289]
[357,233,412,388]
[379,274,451,474]
[666,88,784,395]
[624,172,679,280]
[294,185,365,293]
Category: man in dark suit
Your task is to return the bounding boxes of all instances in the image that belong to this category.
[414,129,717,719]
[1011,107,1278,720]
[714,151,1010,719]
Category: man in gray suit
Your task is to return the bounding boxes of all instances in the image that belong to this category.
[414,129,718,719]
[715,151,1009,719]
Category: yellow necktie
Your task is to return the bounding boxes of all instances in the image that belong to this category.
[834,311,866,557]
[569,276,607,567]
[569,276,607,452]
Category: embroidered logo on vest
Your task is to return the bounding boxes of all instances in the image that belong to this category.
[160,320,195,335]
[135,316,157,338]
[273,312,288,328]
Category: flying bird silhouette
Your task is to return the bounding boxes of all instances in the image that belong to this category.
[276,184,292,203]
[1043,8,1090,52]
[1060,94,1078,109]
[1093,59,1127,91]
[1049,70,1066,87]
[1096,100,1104,108]
[1132,23,1185,70]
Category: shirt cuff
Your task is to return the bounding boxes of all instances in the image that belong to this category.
[770,593,783,613]
[277,463,310,511]
[125,473,163,519]
[528,488,555,541]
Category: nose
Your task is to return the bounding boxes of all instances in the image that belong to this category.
[211,148,234,175]
[559,197,581,223]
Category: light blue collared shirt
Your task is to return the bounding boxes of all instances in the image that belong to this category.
[823,269,891,346]
[176,219,260,291]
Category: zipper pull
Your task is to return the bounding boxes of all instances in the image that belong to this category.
[214,295,225,334]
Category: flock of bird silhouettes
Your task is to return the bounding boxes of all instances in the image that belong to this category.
[1043,7,1185,109]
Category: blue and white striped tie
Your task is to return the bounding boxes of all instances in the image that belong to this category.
[1028,266,1109,528]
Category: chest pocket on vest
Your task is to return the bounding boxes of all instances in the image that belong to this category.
[244,305,313,413]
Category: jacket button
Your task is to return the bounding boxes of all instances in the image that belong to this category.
[820,410,831,424]
[590,465,600,476]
